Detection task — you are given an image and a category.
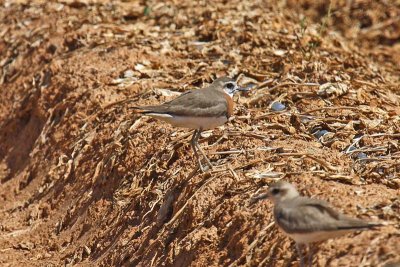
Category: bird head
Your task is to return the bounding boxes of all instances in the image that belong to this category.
[251,181,300,204]
[211,77,249,97]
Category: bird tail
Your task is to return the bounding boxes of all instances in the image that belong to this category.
[131,106,159,114]
[365,221,391,228]
[338,220,386,231]
[131,106,147,114]
[131,106,170,117]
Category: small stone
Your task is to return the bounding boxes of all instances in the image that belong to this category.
[347,145,357,152]
[273,49,287,56]
[244,82,257,91]
[314,130,329,139]
[271,101,286,111]
[13,241,35,251]
[357,152,367,159]
[124,69,135,78]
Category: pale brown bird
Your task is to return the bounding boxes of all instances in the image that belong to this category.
[132,77,247,171]
[253,181,384,267]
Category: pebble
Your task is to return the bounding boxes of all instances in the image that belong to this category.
[271,101,286,111]
[124,69,135,78]
[244,83,257,91]
[314,129,329,139]
[357,152,368,159]
[347,145,357,152]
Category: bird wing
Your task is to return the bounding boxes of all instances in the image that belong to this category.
[134,88,229,118]
[274,197,376,234]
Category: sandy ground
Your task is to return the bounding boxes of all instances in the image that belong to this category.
[0,0,399,266]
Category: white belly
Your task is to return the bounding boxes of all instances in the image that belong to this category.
[147,113,227,130]
[287,230,352,244]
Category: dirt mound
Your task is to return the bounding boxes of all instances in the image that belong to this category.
[0,1,399,266]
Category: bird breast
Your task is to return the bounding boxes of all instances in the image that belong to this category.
[147,113,228,130]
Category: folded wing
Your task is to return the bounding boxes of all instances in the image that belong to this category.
[133,89,229,118]
[275,197,380,234]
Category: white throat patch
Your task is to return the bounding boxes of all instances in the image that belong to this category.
[223,88,234,98]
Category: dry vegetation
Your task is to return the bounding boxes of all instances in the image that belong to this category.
[0,0,399,266]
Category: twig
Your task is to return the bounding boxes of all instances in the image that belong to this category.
[209,132,228,147]
[255,78,274,89]
[254,111,292,120]
[359,235,384,266]
[234,159,264,171]
[368,133,400,138]
[353,79,377,88]
[360,17,400,34]
[348,146,387,154]
[304,106,368,114]
[210,149,243,155]
[356,156,400,162]
[258,239,281,266]
[209,146,286,156]
[249,82,320,105]
[240,221,275,266]
[345,135,363,154]
[227,131,271,140]
[278,153,338,172]
[304,154,338,172]
[165,173,218,227]
[101,91,149,109]
[228,165,240,181]
[319,174,354,183]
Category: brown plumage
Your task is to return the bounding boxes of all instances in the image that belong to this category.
[132,76,247,172]
[132,82,232,119]
[274,196,382,235]
[253,181,384,267]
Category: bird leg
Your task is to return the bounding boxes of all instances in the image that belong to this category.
[307,247,314,267]
[190,128,213,171]
[296,243,305,267]
[307,243,317,267]
[194,128,213,169]
[191,129,205,172]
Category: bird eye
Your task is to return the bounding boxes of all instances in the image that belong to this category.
[271,188,280,195]
[225,82,235,90]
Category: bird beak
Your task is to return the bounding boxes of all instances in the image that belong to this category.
[250,192,270,204]
[237,86,250,92]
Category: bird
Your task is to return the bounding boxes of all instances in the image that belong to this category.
[252,181,384,267]
[132,76,248,172]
